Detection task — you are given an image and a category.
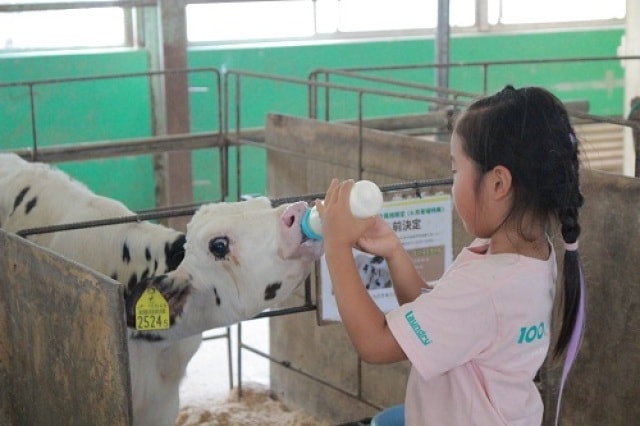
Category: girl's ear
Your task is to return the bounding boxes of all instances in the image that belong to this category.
[489,165,512,200]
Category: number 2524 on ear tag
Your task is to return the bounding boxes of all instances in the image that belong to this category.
[135,287,170,331]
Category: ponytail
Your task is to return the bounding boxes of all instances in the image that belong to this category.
[554,243,585,425]
[554,195,585,426]
[554,213,584,358]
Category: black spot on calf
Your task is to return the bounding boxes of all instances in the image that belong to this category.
[25,197,37,214]
[264,282,282,301]
[145,246,151,261]
[122,242,131,264]
[165,234,186,272]
[131,332,164,342]
[11,186,30,215]
[127,273,138,290]
[140,268,150,281]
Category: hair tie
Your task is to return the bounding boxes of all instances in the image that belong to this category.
[564,241,579,251]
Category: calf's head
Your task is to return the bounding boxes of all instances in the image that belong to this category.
[126,197,323,340]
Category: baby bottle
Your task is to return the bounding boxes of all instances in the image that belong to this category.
[301,180,383,240]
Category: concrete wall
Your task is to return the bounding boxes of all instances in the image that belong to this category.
[266,114,640,425]
[0,230,132,426]
[541,170,640,425]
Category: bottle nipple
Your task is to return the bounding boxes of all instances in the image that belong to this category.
[301,207,323,240]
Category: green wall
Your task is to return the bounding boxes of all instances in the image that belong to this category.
[0,27,625,210]
[0,50,157,210]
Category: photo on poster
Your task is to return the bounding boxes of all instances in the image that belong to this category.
[319,193,453,322]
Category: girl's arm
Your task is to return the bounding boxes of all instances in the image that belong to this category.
[356,217,430,305]
[324,241,407,364]
[319,179,407,364]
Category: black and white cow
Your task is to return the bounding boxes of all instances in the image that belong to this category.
[0,154,187,285]
[0,153,323,426]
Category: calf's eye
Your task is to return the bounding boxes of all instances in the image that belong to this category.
[209,237,230,259]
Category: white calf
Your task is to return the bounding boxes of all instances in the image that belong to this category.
[0,153,323,426]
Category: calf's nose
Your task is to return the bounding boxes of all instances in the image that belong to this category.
[280,201,307,229]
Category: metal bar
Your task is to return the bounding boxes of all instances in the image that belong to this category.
[234,73,242,201]
[237,322,243,397]
[0,67,221,89]
[312,55,640,74]
[10,131,223,163]
[211,67,227,201]
[226,69,469,109]
[28,85,38,159]
[226,326,234,389]
[224,113,455,138]
[238,342,383,410]
[307,71,316,119]
[357,92,364,180]
[308,68,479,100]
[252,304,317,319]
[221,70,230,201]
[200,327,234,390]
[482,63,489,94]
[304,276,312,306]
[324,71,330,121]
[15,206,199,238]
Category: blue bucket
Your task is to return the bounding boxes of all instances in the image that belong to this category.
[371,404,405,426]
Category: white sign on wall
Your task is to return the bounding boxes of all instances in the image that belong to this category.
[319,194,453,322]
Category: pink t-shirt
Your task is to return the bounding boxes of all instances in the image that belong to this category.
[386,238,556,425]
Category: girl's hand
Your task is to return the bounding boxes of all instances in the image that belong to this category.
[316,179,376,249]
[355,216,403,260]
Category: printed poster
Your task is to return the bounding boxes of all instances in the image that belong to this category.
[319,194,453,322]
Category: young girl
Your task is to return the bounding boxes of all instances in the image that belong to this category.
[317,86,584,425]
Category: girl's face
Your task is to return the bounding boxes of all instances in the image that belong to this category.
[450,131,484,236]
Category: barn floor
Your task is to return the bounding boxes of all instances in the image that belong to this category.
[180,318,270,405]
[177,318,329,425]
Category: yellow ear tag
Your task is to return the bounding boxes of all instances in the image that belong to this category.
[135,287,170,331]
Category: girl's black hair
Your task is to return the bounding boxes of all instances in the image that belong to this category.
[454,85,584,359]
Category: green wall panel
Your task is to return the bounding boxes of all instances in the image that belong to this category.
[449,29,625,115]
[0,50,156,210]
